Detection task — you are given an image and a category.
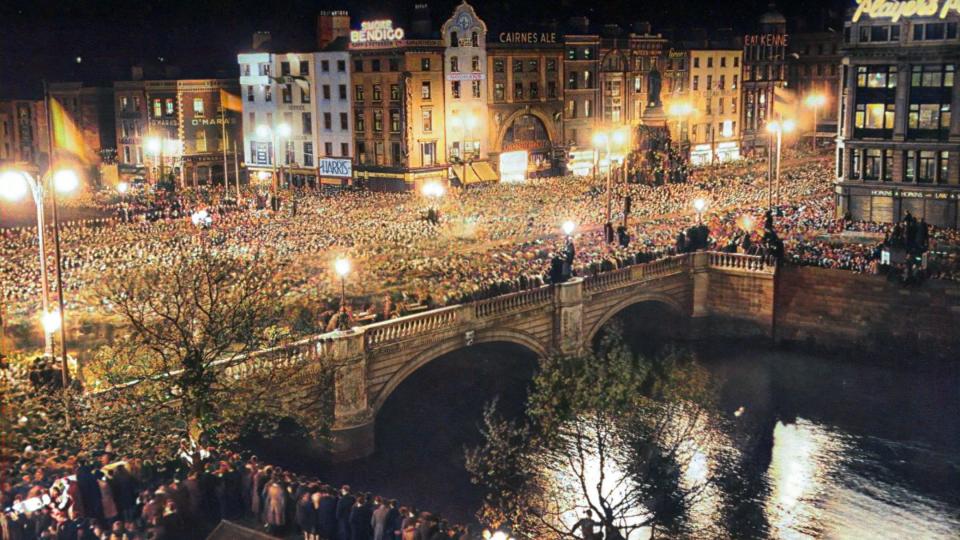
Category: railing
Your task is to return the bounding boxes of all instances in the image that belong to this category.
[474,285,554,318]
[707,252,774,273]
[643,254,688,277]
[222,337,333,380]
[584,267,632,292]
[364,306,460,349]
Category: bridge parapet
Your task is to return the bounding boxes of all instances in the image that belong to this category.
[364,306,461,350]
[708,252,776,273]
[475,285,554,318]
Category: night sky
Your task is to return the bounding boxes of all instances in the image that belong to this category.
[0,0,849,97]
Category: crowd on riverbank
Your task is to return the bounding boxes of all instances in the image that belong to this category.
[3,151,959,331]
[0,443,473,540]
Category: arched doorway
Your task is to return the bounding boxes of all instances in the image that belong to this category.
[499,112,555,179]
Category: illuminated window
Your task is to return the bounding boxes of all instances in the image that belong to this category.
[390,84,400,101]
[355,85,364,101]
[193,97,204,116]
[494,58,505,72]
[390,110,400,132]
[153,99,162,117]
[855,103,895,130]
[282,85,293,103]
[918,150,936,182]
[302,86,311,104]
[472,80,481,98]
[422,81,431,100]
[355,112,365,132]
[373,85,382,101]
[904,150,916,182]
[494,83,505,101]
[422,58,431,71]
[164,98,174,116]
[422,109,433,132]
[373,110,383,132]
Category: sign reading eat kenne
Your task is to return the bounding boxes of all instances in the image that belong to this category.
[852,0,960,22]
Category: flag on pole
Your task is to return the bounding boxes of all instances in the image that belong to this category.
[219,89,243,112]
[772,86,798,118]
[49,97,95,165]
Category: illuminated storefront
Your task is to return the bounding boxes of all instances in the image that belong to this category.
[499,150,528,181]
[836,0,960,227]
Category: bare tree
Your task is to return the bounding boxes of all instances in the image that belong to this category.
[466,325,720,539]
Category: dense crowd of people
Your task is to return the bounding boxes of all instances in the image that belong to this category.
[0,444,474,540]
[2,149,959,341]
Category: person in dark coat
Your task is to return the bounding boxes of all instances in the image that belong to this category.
[384,500,401,540]
[318,489,339,540]
[75,463,102,521]
[336,485,355,540]
[297,492,314,538]
[349,495,372,540]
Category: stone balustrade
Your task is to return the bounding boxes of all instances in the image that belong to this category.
[474,285,554,318]
[707,252,775,273]
[364,306,461,349]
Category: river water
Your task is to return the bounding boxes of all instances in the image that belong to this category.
[284,340,959,539]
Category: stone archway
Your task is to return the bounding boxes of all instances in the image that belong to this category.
[494,108,559,154]
[370,329,549,413]
[585,293,688,345]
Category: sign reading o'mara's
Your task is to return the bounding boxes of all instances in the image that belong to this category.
[852,0,960,22]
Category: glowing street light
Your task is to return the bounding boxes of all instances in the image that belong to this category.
[562,220,576,237]
[53,169,79,193]
[693,197,708,224]
[611,128,628,147]
[0,168,79,365]
[334,257,351,330]
[668,102,695,153]
[766,118,795,211]
[117,181,129,195]
[41,310,62,334]
[0,170,29,201]
[804,92,827,150]
[421,181,445,199]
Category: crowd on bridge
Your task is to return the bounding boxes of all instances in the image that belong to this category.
[3,149,959,340]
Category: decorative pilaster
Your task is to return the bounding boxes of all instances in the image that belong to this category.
[328,329,375,461]
[555,277,585,356]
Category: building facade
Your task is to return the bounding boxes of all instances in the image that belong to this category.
[114,81,148,177]
[788,30,843,138]
[176,79,242,186]
[741,8,789,156]
[442,1,493,184]
[239,43,354,188]
[563,32,601,172]
[663,47,692,154]
[688,48,743,164]
[835,4,960,227]
[599,29,668,129]
[0,100,48,168]
[48,82,116,165]
[487,33,565,179]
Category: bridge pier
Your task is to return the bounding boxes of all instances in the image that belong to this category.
[555,277,586,355]
[327,330,376,462]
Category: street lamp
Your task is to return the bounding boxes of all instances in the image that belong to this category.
[258,123,291,192]
[667,102,694,154]
[41,310,62,334]
[766,119,795,211]
[145,136,164,184]
[0,167,77,384]
[803,93,826,150]
[693,197,707,224]
[562,220,576,237]
[334,257,351,330]
[117,181,129,195]
[593,129,629,229]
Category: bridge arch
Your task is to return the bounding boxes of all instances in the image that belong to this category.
[371,329,548,413]
[585,293,688,345]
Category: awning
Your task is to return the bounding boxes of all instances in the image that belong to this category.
[472,161,499,182]
[452,164,483,185]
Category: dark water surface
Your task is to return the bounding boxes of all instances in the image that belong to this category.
[272,340,959,539]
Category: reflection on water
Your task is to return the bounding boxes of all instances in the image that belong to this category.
[273,341,960,538]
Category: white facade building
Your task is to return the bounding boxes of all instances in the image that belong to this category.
[238,47,353,187]
[442,1,489,164]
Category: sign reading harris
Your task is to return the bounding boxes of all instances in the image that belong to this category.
[318,158,352,178]
[350,20,405,47]
[852,0,960,22]
[498,32,559,44]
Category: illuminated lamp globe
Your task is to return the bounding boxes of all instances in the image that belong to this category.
[334,257,351,278]
[562,220,576,236]
[41,310,62,334]
[117,181,129,194]
[0,170,29,201]
[693,197,707,213]
[53,170,79,193]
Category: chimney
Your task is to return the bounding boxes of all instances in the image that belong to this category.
[253,31,272,51]
[317,11,350,49]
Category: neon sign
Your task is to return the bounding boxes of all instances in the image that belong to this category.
[350,20,405,45]
[852,0,960,22]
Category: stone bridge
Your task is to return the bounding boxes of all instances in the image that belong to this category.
[226,251,776,460]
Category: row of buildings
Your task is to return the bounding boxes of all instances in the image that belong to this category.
[1,2,840,191]
[4,2,958,227]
